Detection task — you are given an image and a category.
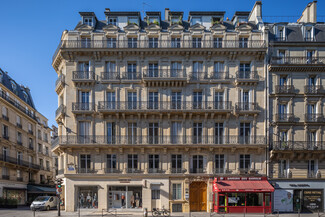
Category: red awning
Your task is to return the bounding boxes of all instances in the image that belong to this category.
[214,180,274,193]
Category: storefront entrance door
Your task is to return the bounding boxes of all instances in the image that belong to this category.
[190,182,207,212]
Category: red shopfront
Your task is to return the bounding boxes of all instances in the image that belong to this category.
[213,177,274,214]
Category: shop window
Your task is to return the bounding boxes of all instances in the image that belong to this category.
[172,183,182,200]
[246,193,263,206]
[227,193,245,206]
[172,204,182,212]
[108,186,142,209]
[78,186,98,209]
[152,189,160,199]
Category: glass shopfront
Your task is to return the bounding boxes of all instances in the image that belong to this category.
[78,186,98,209]
[3,188,26,205]
[108,186,142,209]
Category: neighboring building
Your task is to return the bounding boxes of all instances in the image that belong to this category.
[267,1,325,213]
[0,68,55,205]
[52,2,270,213]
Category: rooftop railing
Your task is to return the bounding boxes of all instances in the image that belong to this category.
[272,141,325,151]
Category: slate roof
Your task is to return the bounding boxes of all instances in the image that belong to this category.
[0,68,35,109]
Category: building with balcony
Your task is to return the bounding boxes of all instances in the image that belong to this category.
[52,2,270,213]
[267,1,325,213]
[0,68,55,205]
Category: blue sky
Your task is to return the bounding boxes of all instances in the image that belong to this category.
[0,0,323,127]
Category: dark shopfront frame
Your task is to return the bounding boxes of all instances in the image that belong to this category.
[213,177,274,214]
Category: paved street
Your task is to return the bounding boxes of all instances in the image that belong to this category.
[0,207,324,217]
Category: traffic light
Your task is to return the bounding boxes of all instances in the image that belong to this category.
[56,178,63,194]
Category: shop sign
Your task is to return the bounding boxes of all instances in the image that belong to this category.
[289,184,310,187]
[303,190,322,211]
[68,164,74,171]
[228,197,239,203]
[185,188,189,200]
[274,189,293,212]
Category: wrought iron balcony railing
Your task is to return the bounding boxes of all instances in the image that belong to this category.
[305,113,324,122]
[55,104,66,118]
[305,85,324,94]
[98,101,232,112]
[235,71,259,80]
[72,103,94,112]
[272,141,325,151]
[55,74,65,88]
[235,102,259,112]
[72,71,95,81]
[171,168,186,174]
[0,153,40,170]
[120,72,142,80]
[190,168,206,174]
[58,39,266,49]
[2,175,9,180]
[270,56,325,65]
[275,113,295,122]
[148,168,165,173]
[77,168,97,174]
[127,168,143,173]
[143,69,187,79]
[275,85,295,94]
[2,115,9,121]
[105,168,121,173]
[101,72,120,81]
[55,135,266,146]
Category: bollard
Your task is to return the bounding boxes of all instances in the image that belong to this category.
[33,209,35,217]
[143,208,148,217]
[298,208,301,217]
[102,209,104,217]
[277,209,279,217]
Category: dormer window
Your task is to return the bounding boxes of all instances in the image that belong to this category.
[10,81,17,92]
[305,26,314,41]
[128,17,139,26]
[191,17,202,25]
[236,17,247,26]
[211,17,222,25]
[23,92,28,102]
[108,17,117,26]
[276,26,286,41]
[148,17,159,25]
[171,17,181,25]
[83,17,93,26]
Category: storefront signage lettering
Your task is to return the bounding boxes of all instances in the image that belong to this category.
[68,164,74,171]
[303,190,322,212]
[217,177,264,181]
[185,188,189,200]
[289,184,310,187]
[228,197,239,203]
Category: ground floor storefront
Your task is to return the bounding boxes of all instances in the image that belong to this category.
[0,183,27,205]
[213,177,274,214]
[270,180,325,213]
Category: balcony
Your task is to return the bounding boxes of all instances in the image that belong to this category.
[0,153,40,170]
[2,115,9,121]
[305,85,324,95]
[171,168,186,174]
[101,72,120,83]
[190,72,207,81]
[275,85,295,94]
[105,168,121,173]
[55,135,265,146]
[17,141,22,146]
[305,113,324,123]
[148,168,165,174]
[76,168,97,174]
[2,175,9,180]
[210,71,230,80]
[17,177,23,182]
[28,145,34,151]
[235,71,259,85]
[270,56,325,65]
[235,102,259,114]
[272,141,324,151]
[190,168,206,174]
[142,69,187,86]
[120,72,141,81]
[16,123,22,129]
[127,168,143,173]
[55,104,66,121]
[0,90,36,120]
[98,101,233,114]
[28,130,34,135]
[275,113,295,122]
[2,135,9,140]
[72,103,94,114]
[72,71,95,85]
[55,74,65,94]
[58,39,266,49]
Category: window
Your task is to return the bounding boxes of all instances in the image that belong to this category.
[240,90,250,110]
[278,103,288,115]
[239,154,250,170]
[148,92,158,109]
[192,37,202,48]
[213,37,222,48]
[81,37,91,48]
[149,38,158,48]
[106,92,116,109]
[107,154,117,171]
[128,92,137,110]
[193,62,203,80]
[17,152,23,165]
[107,38,116,48]
[171,155,182,173]
[215,154,225,173]
[78,122,90,143]
[128,123,137,144]
[240,123,251,144]
[38,130,42,140]
[239,63,251,78]
[80,154,91,172]
[148,17,159,25]
[193,91,203,109]
[148,123,159,144]
[214,62,224,78]
[239,37,248,48]
[78,62,90,73]
[2,125,8,139]
[214,123,224,144]
[29,138,33,148]
[308,160,317,177]
[17,132,22,144]
[107,122,116,144]
[2,147,8,161]
[128,38,137,48]
[45,147,49,155]
[172,183,182,200]
[308,131,317,150]
[305,27,313,41]
[193,123,202,144]
[278,160,288,178]
[278,131,288,149]
[128,17,138,25]
[191,17,202,25]
[308,75,317,86]
[277,26,286,41]
[83,17,93,26]
[191,155,204,173]
[278,50,286,64]
[2,107,8,119]
[127,154,138,172]
[10,81,17,93]
[171,91,182,110]
[148,154,160,172]
[171,17,181,25]
[171,38,181,48]
[152,189,160,199]
[38,144,42,153]
[148,63,158,77]
[108,17,117,25]
[44,133,48,142]
[28,123,32,132]
[215,91,224,109]
[279,76,288,86]
[46,161,50,170]
[307,51,315,64]
[171,62,182,77]
[127,63,137,79]
[171,122,182,144]
[78,91,90,110]
[2,167,8,176]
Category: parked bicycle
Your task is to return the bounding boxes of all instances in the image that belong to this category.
[152,206,170,217]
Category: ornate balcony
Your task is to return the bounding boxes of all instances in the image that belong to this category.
[270,56,325,65]
[235,102,260,114]
[55,74,65,94]
[271,141,324,151]
[190,168,206,174]
[275,113,295,122]
[148,168,166,174]
[235,71,259,85]
[142,69,187,86]
[55,104,66,121]
[305,113,324,123]
[77,168,97,174]
[0,154,40,170]
[304,85,324,95]
[98,101,232,114]
[100,72,120,83]
[72,71,95,85]
[171,168,187,174]
[105,168,122,173]
[71,103,94,114]
[120,72,141,81]
[275,85,295,94]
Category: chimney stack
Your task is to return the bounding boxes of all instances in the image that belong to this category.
[105,8,110,13]
[298,1,317,23]
[165,8,170,21]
